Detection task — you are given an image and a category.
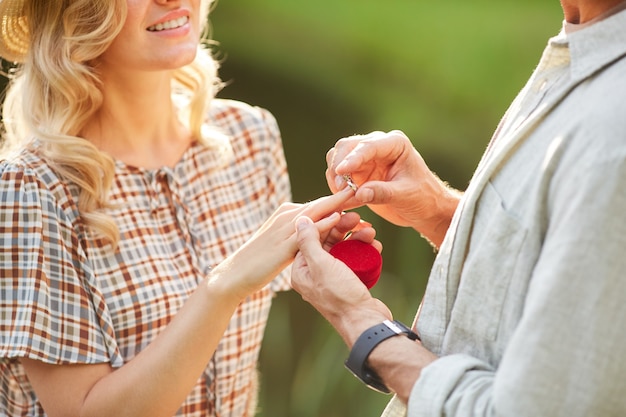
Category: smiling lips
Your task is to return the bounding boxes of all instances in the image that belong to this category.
[147,16,189,32]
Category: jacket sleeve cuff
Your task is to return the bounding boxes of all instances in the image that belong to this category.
[407,354,495,417]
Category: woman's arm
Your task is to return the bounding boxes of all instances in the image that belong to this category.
[20,189,359,417]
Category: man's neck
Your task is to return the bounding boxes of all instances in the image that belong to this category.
[561,0,626,23]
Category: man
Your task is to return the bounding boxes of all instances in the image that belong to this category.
[290,1,626,416]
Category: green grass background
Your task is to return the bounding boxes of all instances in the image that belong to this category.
[210,1,563,416]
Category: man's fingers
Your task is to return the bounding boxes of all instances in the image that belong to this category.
[354,180,394,205]
[295,216,327,263]
[335,131,411,175]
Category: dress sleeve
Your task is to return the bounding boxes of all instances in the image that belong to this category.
[257,107,293,293]
[0,164,122,366]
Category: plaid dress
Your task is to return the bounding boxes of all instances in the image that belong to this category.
[0,99,292,417]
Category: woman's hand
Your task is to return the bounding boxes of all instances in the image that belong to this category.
[210,188,370,301]
[326,130,461,247]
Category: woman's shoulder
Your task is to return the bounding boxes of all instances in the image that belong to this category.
[208,98,279,136]
[0,148,78,212]
[2,147,58,182]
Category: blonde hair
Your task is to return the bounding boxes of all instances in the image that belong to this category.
[1,0,226,246]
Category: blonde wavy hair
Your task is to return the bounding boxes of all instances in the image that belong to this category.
[1,0,227,246]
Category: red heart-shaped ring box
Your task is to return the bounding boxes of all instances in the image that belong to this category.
[329,239,382,289]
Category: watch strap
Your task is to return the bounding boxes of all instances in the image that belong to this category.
[344,320,419,393]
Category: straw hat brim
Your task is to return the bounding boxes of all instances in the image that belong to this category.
[0,0,28,63]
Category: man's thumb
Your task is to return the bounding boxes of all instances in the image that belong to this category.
[295,216,324,260]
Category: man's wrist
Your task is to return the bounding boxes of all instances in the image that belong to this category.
[416,187,462,248]
[344,320,420,393]
[332,307,391,348]
[318,295,392,346]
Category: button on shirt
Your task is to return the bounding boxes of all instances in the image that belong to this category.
[0,99,292,417]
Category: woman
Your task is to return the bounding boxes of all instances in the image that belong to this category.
[0,1,369,416]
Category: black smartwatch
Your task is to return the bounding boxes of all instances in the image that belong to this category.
[344,319,420,393]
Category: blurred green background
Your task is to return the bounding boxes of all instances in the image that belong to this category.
[209,1,563,416]
[0,1,564,416]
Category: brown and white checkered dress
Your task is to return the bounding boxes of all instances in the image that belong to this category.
[0,99,292,416]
